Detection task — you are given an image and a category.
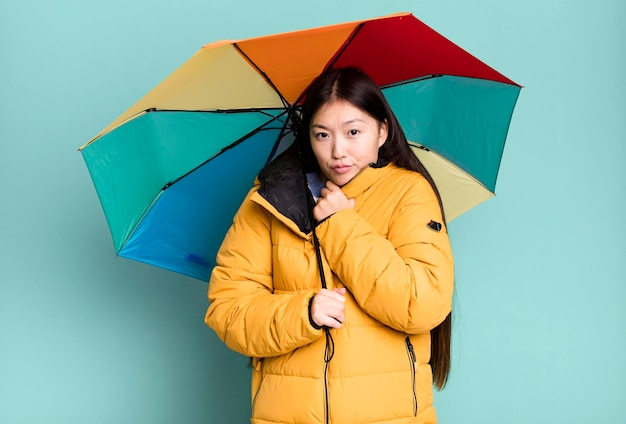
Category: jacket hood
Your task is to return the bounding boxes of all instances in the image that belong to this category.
[257,154,314,234]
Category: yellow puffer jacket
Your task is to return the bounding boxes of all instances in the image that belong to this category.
[206,158,454,424]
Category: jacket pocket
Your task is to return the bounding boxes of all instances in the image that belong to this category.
[405,336,418,417]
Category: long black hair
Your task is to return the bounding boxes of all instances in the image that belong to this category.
[296,67,452,390]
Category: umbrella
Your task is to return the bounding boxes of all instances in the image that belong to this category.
[79,12,521,281]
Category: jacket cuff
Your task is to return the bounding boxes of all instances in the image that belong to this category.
[314,213,334,227]
[308,296,322,330]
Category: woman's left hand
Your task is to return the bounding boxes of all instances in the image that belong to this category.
[313,181,355,222]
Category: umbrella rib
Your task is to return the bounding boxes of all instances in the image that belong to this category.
[291,23,366,108]
[381,74,523,90]
[265,108,300,166]
[145,107,286,119]
[231,43,302,163]
[162,109,290,190]
[233,43,291,110]
[380,74,443,89]
[407,141,490,190]
[323,22,365,73]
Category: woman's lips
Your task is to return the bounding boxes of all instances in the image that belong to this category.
[331,164,352,174]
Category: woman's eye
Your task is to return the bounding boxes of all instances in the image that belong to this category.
[348,129,359,136]
[316,132,328,139]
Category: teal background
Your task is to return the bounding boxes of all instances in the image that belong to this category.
[1,0,624,423]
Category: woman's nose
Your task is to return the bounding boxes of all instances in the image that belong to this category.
[331,139,346,158]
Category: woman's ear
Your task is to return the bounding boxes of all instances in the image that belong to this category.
[378,120,388,147]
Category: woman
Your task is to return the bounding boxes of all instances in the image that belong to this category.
[205,67,454,423]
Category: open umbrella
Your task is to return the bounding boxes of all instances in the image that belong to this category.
[79,12,521,281]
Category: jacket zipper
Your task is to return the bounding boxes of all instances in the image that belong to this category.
[323,328,334,424]
[405,336,418,417]
[251,358,264,417]
[324,357,330,424]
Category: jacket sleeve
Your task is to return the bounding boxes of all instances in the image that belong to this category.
[205,190,323,358]
[315,176,454,334]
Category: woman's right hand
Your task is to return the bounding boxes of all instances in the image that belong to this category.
[313,181,355,222]
[310,288,347,329]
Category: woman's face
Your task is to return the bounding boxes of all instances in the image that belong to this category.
[309,99,387,186]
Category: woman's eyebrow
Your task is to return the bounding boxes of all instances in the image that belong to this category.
[311,118,366,129]
[310,123,330,130]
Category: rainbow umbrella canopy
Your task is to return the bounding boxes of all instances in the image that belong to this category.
[80,12,521,281]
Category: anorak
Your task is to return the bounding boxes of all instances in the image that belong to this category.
[206,157,454,423]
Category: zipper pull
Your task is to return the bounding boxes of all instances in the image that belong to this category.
[405,336,416,363]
